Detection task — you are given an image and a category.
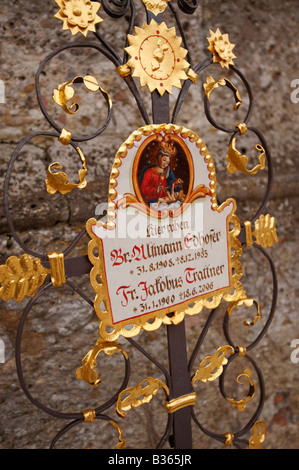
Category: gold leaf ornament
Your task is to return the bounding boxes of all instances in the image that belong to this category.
[203,76,242,111]
[53,75,103,115]
[116,377,169,417]
[226,368,256,412]
[192,345,235,384]
[76,340,128,387]
[244,214,278,249]
[109,420,126,449]
[0,254,50,302]
[141,0,170,15]
[226,138,265,175]
[45,147,87,195]
[54,0,103,36]
[207,28,236,69]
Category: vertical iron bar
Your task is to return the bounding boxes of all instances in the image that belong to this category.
[149,9,193,446]
[167,321,193,449]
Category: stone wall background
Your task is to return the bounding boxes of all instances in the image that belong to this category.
[0,0,298,449]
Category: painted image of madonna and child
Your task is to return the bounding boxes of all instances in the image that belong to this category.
[137,134,191,211]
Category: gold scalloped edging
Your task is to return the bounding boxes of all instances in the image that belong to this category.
[86,124,245,341]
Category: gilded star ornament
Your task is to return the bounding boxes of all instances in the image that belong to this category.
[54,0,103,37]
[207,28,236,69]
[125,20,190,96]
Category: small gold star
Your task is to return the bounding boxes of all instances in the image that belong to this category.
[207,28,236,69]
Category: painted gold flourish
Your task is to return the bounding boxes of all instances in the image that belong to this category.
[116,377,169,418]
[192,345,235,384]
[0,254,50,302]
[76,340,128,387]
[226,368,256,412]
[226,138,265,175]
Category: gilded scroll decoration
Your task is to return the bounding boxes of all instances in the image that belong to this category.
[53,75,111,115]
[116,377,169,417]
[203,76,242,111]
[227,297,261,328]
[226,139,266,175]
[249,420,266,449]
[225,368,256,412]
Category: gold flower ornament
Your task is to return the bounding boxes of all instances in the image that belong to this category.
[54,0,103,36]
[207,28,236,69]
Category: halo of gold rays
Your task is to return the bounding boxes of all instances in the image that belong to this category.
[207,28,236,69]
[125,20,190,96]
[54,0,103,37]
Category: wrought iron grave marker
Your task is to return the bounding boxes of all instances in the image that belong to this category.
[0,0,278,449]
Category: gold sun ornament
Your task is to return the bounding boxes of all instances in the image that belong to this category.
[207,28,236,69]
[125,20,190,96]
[54,0,103,37]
